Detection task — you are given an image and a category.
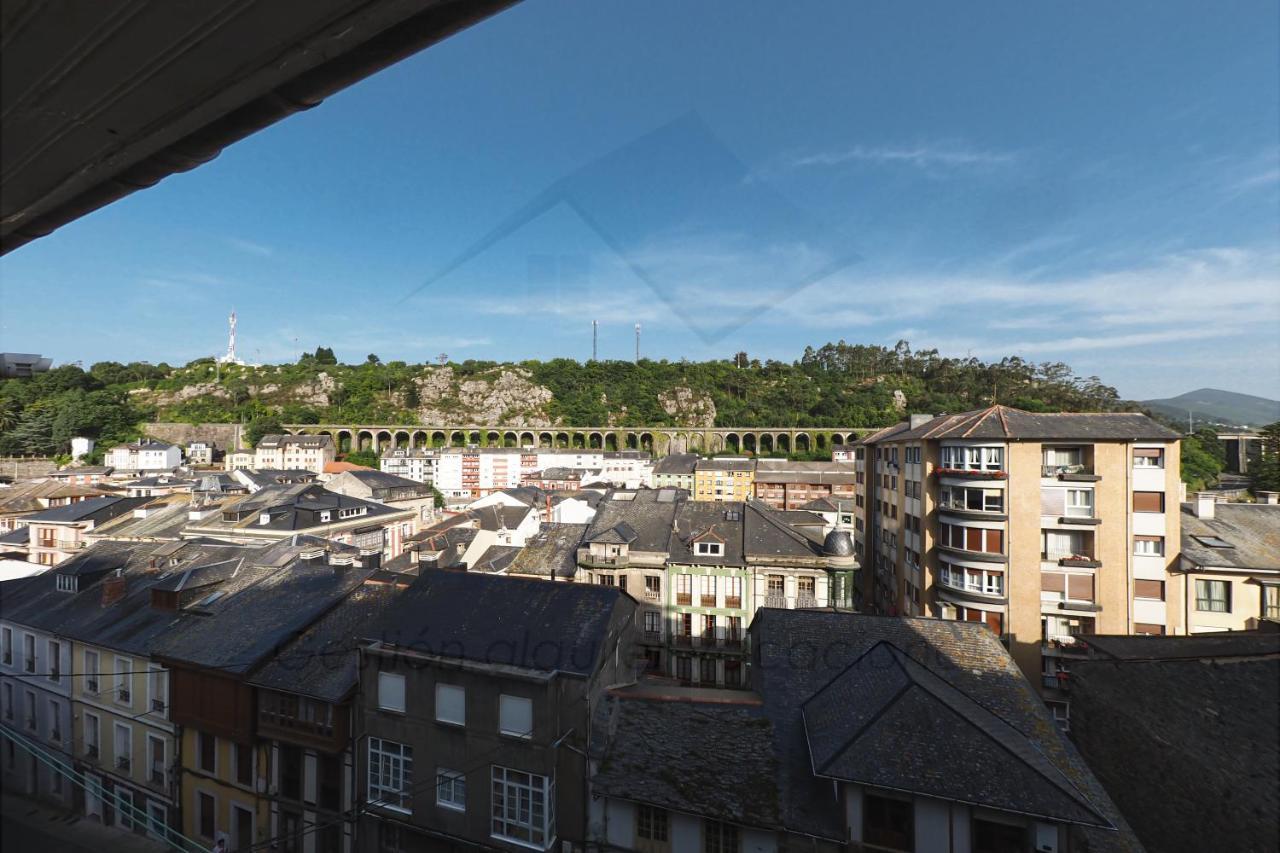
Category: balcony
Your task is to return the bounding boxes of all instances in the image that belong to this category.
[935,468,1007,481]
[675,593,692,606]
[150,766,166,787]
[1041,464,1100,482]
[764,593,787,608]
[86,745,99,761]
[723,636,744,651]
[118,689,131,703]
[151,698,166,713]
[116,756,131,771]
[1050,554,1101,568]
[643,589,661,603]
[674,634,693,648]
[724,595,742,609]
[699,595,717,608]
[700,635,720,648]
[579,553,629,569]
[797,593,818,609]
[642,630,663,644]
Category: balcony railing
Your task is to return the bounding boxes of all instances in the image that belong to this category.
[642,630,662,644]
[764,593,787,608]
[699,595,717,607]
[151,699,166,713]
[675,593,692,606]
[580,554,629,569]
[723,636,743,650]
[1042,464,1100,481]
[116,756,131,771]
[674,635,692,647]
[724,596,742,609]
[1048,554,1101,568]
[86,745,99,760]
[797,593,818,609]
[150,766,166,787]
[643,590,661,602]
[699,635,719,648]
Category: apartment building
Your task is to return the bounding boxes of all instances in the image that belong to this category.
[652,452,697,491]
[0,480,111,532]
[355,572,636,853]
[851,405,1183,694]
[1175,493,1280,632]
[186,441,216,466]
[105,439,182,473]
[19,495,151,565]
[254,434,336,474]
[434,448,523,501]
[380,447,439,484]
[325,469,437,527]
[693,457,754,502]
[152,542,379,851]
[752,459,856,510]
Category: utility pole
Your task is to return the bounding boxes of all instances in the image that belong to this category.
[592,320,598,361]
[634,323,641,364]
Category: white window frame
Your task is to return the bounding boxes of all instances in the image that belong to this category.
[1134,536,1164,556]
[114,722,133,774]
[435,683,465,726]
[84,649,99,694]
[367,737,413,813]
[491,765,555,849]
[1,626,10,666]
[147,801,168,842]
[48,697,62,744]
[115,656,133,707]
[84,712,100,758]
[116,787,135,830]
[436,768,466,811]
[499,694,534,739]
[22,632,35,673]
[1065,489,1094,518]
[378,672,406,714]
[147,735,167,788]
[148,666,168,717]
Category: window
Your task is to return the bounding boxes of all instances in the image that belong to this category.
[115,656,133,705]
[725,575,742,606]
[1132,491,1164,513]
[1265,586,1280,621]
[972,818,1027,853]
[231,742,253,787]
[368,738,413,812]
[638,805,668,841]
[500,694,533,738]
[24,690,36,730]
[149,666,168,714]
[280,744,303,801]
[1195,579,1231,612]
[1134,579,1165,600]
[644,575,661,596]
[437,768,466,810]
[1,683,10,720]
[491,766,554,848]
[1133,447,1164,467]
[597,574,615,586]
[114,723,132,772]
[57,573,77,592]
[644,610,661,633]
[704,820,739,853]
[84,713,100,759]
[48,698,61,743]
[198,791,216,839]
[198,731,216,774]
[699,656,717,683]
[695,540,723,556]
[378,672,406,713]
[23,633,35,673]
[1065,489,1093,518]
[676,656,692,682]
[1134,535,1164,556]
[724,659,742,686]
[46,640,60,682]
[863,794,913,851]
[1,627,10,665]
[148,736,167,787]
[941,445,1003,471]
[436,684,465,725]
[84,649,99,693]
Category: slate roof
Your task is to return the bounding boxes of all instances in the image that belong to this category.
[1069,642,1279,853]
[468,544,523,574]
[750,610,1142,850]
[583,489,684,552]
[593,688,781,829]
[152,560,376,674]
[333,469,430,493]
[85,498,194,541]
[509,523,588,579]
[191,484,405,534]
[695,457,753,472]
[653,453,698,475]
[1079,631,1280,661]
[236,469,318,489]
[801,642,1108,826]
[1179,503,1280,571]
[668,501,746,565]
[364,571,630,677]
[250,582,405,702]
[22,494,150,524]
[256,433,333,449]
[753,460,856,484]
[886,405,1180,442]
[535,466,595,480]
[741,500,828,562]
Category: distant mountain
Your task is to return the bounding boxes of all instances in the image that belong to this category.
[1142,388,1280,428]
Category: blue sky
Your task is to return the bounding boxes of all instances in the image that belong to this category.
[1,0,1277,399]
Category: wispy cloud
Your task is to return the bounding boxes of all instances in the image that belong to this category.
[227,237,274,257]
[1231,166,1280,192]
[788,142,1019,171]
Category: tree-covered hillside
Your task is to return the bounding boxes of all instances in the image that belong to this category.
[1,340,1130,460]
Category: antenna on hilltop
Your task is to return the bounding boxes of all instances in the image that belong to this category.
[437,353,449,366]
[592,320,598,362]
[634,323,641,364]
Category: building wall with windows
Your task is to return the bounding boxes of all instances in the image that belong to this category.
[178,726,271,851]
[0,622,72,808]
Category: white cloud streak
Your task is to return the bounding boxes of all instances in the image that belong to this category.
[788,143,1019,171]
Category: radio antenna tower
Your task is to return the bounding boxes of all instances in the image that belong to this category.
[218,310,245,366]
[634,323,641,364]
[592,320,598,361]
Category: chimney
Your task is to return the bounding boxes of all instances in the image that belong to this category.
[101,569,126,607]
[1257,491,1280,505]
[1194,491,1216,520]
[909,413,934,430]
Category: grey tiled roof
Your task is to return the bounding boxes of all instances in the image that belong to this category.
[509,523,587,579]
[593,690,781,829]
[1179,503,1280,571]
[1069,644,1279,853]
[668,501,746,566]
[22,494,149,524]
[469,544,523,573]
[363,571,630,677]
[885,405,1180,442]
[750,610,1143,850]
[802,642,1108,826]
[583,489,684,552]
[652,453,698,475]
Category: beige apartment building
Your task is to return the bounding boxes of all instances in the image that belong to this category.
[852,405,1183,702]
[252,434,335,474]
[692,457,754,501]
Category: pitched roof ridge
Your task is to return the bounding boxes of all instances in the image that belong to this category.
[746,498,815,549]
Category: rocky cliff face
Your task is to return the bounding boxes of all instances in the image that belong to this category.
[658,385,717,428]
[411,367,556,426]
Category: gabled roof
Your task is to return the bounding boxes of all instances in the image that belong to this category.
[742,499,827,561]
[583,488,684,552]
[669,501,746,565]
[364,571,631,677]
[23,494,150,524]
[591,521,638,545]
[653,453,699,475]
[509,523,588,579]
[801,641,1109,826]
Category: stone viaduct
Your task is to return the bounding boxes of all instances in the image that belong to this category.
[282,425,876,457]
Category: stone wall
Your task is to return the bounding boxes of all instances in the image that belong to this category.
[0,457,58,481]
[145,422,245,451]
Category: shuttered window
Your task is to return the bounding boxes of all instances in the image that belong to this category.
[1134,579,1165,600]
[1041,572,1066,593]
[1066,574,1094,601]
[1041,489,1066,516]
[1134,623,1165,635]
[1132,491,1164,513]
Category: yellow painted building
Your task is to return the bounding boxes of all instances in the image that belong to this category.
[693,458,754,502]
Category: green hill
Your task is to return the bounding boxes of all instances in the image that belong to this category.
[1142,388,1280,429]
